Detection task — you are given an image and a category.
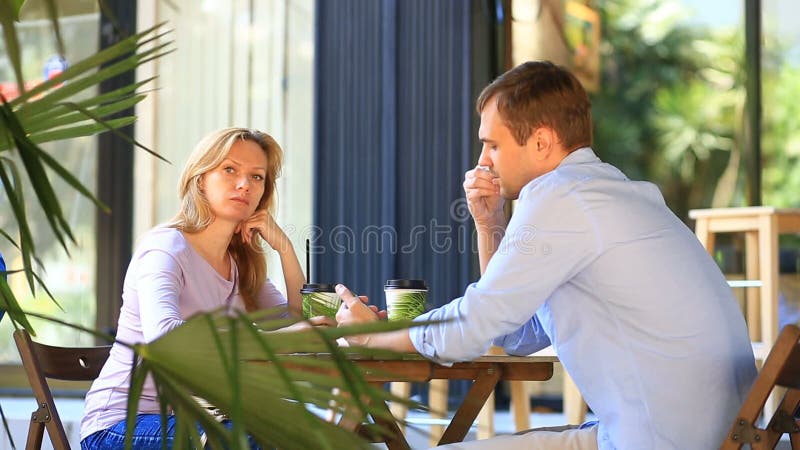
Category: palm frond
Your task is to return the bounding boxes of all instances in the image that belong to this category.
[0,0,24,93]
[139,311,422,449]
[0,402,15,450]
[0,154,37,294]
[41,0,65,57]
[0,275,34,333]
[0,23,171,335]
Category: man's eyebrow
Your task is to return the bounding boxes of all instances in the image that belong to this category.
[480,138,496,144]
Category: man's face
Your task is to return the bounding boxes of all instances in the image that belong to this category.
[477,98,538,200]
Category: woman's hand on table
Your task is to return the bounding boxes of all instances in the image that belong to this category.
[276,315,336,332]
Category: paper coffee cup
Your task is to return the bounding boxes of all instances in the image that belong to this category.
[301,283,342,319]
[384,279,428,321]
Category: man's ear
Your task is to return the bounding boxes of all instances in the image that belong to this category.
[531,127,556,160]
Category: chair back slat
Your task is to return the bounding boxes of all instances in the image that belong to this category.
[31,340,110,381]
[774,339,800,390]
[721,324,800,449]
[13,329,111,450]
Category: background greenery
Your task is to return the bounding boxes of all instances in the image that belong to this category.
[592,0,800,222]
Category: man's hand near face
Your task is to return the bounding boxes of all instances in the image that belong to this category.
[464,166,508,274]
[463,165,505,229]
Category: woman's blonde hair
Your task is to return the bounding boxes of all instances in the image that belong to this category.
[167,127,283,312]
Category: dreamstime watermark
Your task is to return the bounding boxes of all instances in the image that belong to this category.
[268,198,552,257]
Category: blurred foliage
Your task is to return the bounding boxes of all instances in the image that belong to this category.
[762,62,800,208]
[591,0,800,219]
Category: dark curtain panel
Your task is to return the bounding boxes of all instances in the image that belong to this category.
[314,0,474,310]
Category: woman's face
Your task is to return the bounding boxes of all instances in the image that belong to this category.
[200,139,268,225]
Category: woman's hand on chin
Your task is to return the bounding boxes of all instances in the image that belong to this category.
[238,210,288,250]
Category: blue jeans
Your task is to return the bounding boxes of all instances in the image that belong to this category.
[80,414,262,449]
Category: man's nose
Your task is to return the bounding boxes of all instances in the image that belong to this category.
[477,147,491,167]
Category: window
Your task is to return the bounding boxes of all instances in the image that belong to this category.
[0,1,101,363]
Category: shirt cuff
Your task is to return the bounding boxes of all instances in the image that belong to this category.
[408,321,454,367]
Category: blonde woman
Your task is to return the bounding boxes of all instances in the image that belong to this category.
[80,128,326,449]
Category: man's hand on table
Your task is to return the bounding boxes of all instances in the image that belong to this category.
[335,284,387,346]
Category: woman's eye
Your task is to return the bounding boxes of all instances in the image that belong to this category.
[252,174,264,181]
[223,166,235,173]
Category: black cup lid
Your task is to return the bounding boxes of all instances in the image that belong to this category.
[384,279,427,290]
[301,283,337,293]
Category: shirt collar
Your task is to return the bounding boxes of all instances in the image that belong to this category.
[519,147,597,198]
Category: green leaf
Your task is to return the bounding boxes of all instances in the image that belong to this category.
[20,136,110,213]
[22,94,146,135]
[18,77,155,126]
[12,23,169,105]
[14,41,173,119]
[27,117,136,145]
[141,312,409,449]
[0,402,16,450]
[9,0,24,19]
[0,228,20,250]
[0,155,36,295]
[56,101,170,163]
[42,0,65,57]
[0,0,24,93]
[2,102,75,254]
[0,273,35,334]
[124,355,148,450]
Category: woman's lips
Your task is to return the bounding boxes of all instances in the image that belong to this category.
[231,197,249,206]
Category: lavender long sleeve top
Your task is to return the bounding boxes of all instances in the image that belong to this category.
[80,227,287,440]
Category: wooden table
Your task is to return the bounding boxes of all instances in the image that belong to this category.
[339,354,556,449]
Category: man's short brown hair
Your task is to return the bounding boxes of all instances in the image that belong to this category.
[477,61,592,150]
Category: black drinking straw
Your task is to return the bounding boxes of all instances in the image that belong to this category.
[305,238,311,283]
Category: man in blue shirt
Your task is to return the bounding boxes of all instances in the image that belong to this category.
[336,60,757,449]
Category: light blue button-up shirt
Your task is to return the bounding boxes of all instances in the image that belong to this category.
[410,148,757,450]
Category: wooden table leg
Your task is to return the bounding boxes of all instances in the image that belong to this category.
[564,373,587,425]
[476,389,495,439]
[389,382,412,433]
[509,380,530,431]
[429,379,449,446]
[370,399,412,450]
[693,217,715,256]
[438,365,502,445]
[745,230,761,342]
[338,382,412,450]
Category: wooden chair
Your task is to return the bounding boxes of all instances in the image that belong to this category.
[13,329,111,450]
[721,324,800,449]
